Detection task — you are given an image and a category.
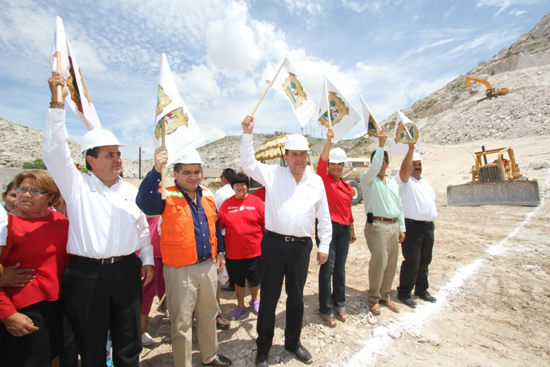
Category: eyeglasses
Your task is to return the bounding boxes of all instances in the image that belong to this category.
[15,187,48,196]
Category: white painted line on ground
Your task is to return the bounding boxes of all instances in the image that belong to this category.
[343,171,548,367]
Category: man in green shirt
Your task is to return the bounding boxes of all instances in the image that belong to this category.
[359,130,406,315]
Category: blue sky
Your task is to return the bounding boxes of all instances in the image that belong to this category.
[0,0,547,160]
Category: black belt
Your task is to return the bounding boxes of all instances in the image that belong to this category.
[70,254,133,265]
[405,218,433,224]
[266,230,309,243]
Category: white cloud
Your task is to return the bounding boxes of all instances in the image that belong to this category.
[207,2,261,72]
[201,126,226,143]
[176,64,221,104]
[283,0,324,16]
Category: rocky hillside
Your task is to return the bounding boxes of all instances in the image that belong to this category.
[376,10,550,147]
[1,11,549,176]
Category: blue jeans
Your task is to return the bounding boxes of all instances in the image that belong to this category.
[318,221,350,316]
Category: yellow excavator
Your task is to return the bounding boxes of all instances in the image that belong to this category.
[465,75,510,100]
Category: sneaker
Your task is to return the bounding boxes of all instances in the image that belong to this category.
[141,332,153,346]
[231,307,247,320]
[249,300,260,315]
[106,359,114,367]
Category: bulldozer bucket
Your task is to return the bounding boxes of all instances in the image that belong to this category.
[447,180,541,207]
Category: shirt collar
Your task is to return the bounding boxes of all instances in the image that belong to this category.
[175,182,203,200]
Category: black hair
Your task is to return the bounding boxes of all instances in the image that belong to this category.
[221,168,236,181]
[230,172,249,189]
[85,147,101,171]
[3,181,14,195]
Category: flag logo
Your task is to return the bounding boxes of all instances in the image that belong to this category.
[67,57,93,113]
[318,92,349,127]
[156,85,172,116]
[282,73,307,110]
[367,114,379,138]
[396,121,419,143]
[154,107,189,138]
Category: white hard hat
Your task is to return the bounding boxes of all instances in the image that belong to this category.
[284,134,310,151]
[172,148,203,166]
[80,129,125,155]
[329,148,347,163]
[412,151,422,161]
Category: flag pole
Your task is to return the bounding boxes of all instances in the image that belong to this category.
[250,56,287,116]
[161,120,166,199]
[55,52,63,103]
[325,76,333,144]
[250,81,273,117]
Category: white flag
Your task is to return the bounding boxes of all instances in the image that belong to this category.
[154,53,205,165]
[390,110,420,156]
[50,16,101,131]
[360,96,381,143]
[317,76,360,144]
[267,56,316,128]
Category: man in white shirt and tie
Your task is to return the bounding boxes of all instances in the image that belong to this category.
[240,115,332,367]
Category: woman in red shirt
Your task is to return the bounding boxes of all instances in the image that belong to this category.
[219,172,265,321]
[317,129,356,327]
[0,170,69,366]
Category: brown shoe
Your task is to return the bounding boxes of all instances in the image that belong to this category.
[379,299,400,313]
[216,316,230,330]
[368,301,380,315]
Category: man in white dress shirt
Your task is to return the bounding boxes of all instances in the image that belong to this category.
[240,115,332,367]
[44,72,154,367]
[396,138,438,308]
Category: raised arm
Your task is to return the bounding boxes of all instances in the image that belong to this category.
[399,138,416,183]
[240,115,274,187]
[360,130,387,185]
[320,129,334,163]
[42,72,83,200]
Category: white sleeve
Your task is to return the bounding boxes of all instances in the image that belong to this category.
[240,134,275,187]
[360,147,385,186]
[42,108,84,200]
[315,181,332,254]
[136,212,154,266]
[0,209,7,246]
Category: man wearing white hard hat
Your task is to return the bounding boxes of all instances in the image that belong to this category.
[43,72,154,367]
[315,129,356,327]
[396,138,437,308]
[240,115,332,367]
[136,146,231,367]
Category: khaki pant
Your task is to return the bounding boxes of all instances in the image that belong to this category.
[364,221,399,303]
[164,260,219,367]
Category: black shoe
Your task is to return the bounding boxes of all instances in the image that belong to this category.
[203,354,232,366]
[255,353,269,367]
[398,296,417,308]
[285,345,312,364]
[416,291,437,303]
[216,316,230,330]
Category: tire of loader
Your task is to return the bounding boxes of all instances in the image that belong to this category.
[349,180,362,205]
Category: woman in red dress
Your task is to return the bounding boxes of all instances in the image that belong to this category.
[0,170,69,367]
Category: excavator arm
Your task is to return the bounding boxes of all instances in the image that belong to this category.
[465,75,510,99]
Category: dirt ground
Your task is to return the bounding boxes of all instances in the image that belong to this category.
[138,135,550,367]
